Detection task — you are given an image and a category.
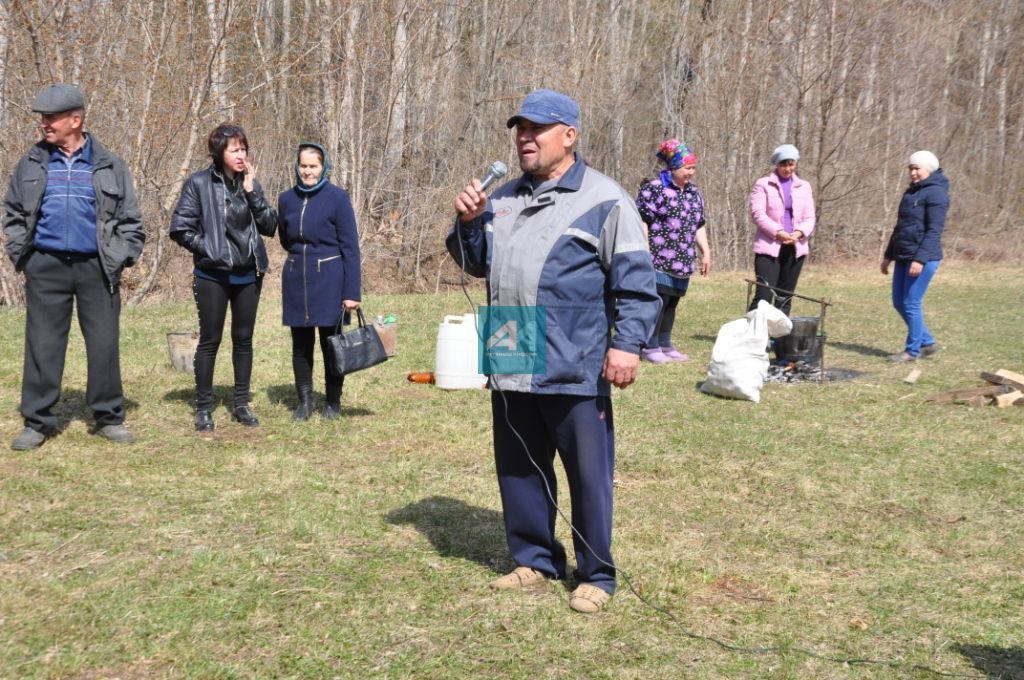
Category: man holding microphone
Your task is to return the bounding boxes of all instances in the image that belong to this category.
[448,89,659,613]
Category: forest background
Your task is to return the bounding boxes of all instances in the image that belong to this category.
[0,0,1021,306]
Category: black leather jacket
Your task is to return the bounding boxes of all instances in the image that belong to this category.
[169,165,277,272]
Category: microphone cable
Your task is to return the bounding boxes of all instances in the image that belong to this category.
[451,198,981,679]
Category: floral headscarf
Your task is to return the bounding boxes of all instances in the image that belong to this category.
[656,138,697,170]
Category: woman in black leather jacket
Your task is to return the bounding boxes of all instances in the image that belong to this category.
[170,123,277,431]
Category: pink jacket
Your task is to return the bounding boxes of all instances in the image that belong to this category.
[750,171,815,258]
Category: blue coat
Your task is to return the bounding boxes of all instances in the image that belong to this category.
[885,170,949,263]
[277,183,361,327]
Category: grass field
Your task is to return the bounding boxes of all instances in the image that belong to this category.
[0,263,1022,679]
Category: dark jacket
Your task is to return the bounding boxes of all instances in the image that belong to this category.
[277,183,361,327]
[169,165,277,272]
[3,135,145,290]
[885,169,949,263]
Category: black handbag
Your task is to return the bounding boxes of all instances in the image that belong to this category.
[326,308,388,376]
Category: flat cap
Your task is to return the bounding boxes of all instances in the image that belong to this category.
[31,84,85,114]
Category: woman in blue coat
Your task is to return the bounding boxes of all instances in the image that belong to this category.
[881,150,949,362]
[277,143,361,419]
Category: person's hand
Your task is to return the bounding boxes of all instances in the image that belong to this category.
[242,159,256,193]
[791,230,804,240]
[603,348,639,389]
[880,258,891,275]
[908,261,924,277]
[700,255,711,277]
[342,299,360,310]
[454,179,487,223]
[774,230,794,244]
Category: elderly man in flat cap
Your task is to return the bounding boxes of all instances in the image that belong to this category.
[3,84,145,450]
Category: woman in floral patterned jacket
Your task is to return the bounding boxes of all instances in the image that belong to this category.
[634,139,712,364]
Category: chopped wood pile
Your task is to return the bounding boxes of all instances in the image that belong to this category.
[924,369,1024,407]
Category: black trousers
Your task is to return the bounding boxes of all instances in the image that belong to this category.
[192,276,262,411]
[750,245,805,317]
[21,251,124,433]
[290,326,344,401]
[650,292,682,347]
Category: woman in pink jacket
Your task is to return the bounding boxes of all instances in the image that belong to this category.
[748,144,815,316]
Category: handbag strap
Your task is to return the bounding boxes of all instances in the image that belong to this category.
[335,307,367,334]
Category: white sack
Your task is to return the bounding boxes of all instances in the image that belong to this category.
[700,300,794,402]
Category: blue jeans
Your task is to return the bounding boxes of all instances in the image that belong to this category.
[891,260,939,356]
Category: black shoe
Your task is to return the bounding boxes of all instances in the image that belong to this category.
[231,405,259,427]
[292,385,315,422]
[921,343,939,357]
[195,410,214,432]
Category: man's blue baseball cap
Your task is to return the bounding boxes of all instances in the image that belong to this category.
[506,89,580,129]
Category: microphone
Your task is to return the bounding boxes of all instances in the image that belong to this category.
[478,160,508,192]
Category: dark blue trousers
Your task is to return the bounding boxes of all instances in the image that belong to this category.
[491,391,616,594]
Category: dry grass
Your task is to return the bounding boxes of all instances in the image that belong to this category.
[0,262,1021,678]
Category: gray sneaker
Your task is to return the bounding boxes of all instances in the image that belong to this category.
[11,427,46,451]
[95,424,135,444]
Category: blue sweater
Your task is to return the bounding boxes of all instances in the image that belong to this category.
[885,170,949,263]
[35,137,97,254]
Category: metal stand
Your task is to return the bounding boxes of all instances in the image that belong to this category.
[745,279,833,379]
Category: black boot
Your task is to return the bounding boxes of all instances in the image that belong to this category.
[292,384,315,422]
[323,383,342,420]
[195,410,214,432]
[231,405,260,427]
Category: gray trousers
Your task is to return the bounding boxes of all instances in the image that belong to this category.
[21,251,125,433]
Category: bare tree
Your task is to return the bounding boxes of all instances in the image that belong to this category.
[0,0,1020,305]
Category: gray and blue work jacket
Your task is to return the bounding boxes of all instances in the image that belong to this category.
[447,155,660,396]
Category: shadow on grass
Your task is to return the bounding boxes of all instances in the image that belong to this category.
[162,386,234,409]
[266,383,295,407]
[952,643,1024,679]
[48,389,140,433]
[264,384,374,417]
[695,333,890,360]
[827,340,889,357]
[386,495,507,571]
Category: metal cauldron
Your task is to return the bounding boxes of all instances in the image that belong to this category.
[774,316,826,365]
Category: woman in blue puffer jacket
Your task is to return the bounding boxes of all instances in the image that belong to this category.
[277,143,361,420]
[881,150,949,363]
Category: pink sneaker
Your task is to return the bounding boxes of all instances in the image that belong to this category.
[641,348,670,364]
[661,346,689,362]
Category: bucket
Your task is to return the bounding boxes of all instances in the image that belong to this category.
[374,320,398,356]
[774,316,824,364]
[435,314,487,390]
[167,331,199,373]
